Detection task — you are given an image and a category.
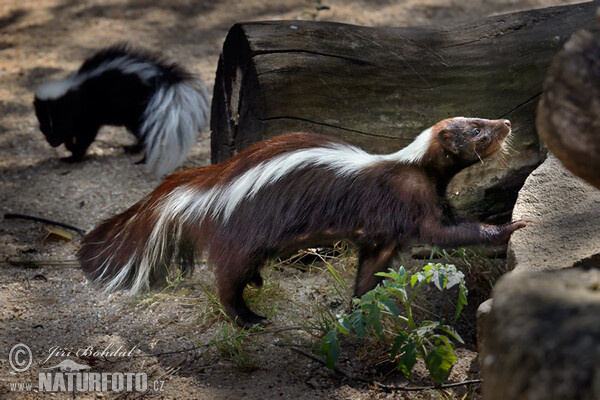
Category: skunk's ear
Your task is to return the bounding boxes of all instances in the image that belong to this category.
[438,129,458,155]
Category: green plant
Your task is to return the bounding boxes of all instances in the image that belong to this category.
[320,263,468,386]
[210,323,258,371]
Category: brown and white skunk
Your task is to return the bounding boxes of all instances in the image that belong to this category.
[79,117,526,327]
[33,44,209,176]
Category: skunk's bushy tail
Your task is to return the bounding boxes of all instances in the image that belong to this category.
[141,79,209,176]
[78,188,197,294]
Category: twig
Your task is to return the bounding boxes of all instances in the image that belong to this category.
[288,345,482,392]
[1,260,79,268]
[4,213,87,236]
[289,345,363,381]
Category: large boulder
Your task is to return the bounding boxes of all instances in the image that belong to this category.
[536,29,600,189]
[480,268,600,400]
[478,12,600,400]
[478,154,600,399]
[507,153,600,272]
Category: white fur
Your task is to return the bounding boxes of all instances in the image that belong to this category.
[207,126,434,221]
[35,52,209,176]
[35,55,161,100]
[93,125,437,293]
[35,78,78,100]
[141,81,210,176]
[384,127,433,164]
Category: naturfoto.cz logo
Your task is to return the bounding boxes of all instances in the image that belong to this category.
[8,343,165,394]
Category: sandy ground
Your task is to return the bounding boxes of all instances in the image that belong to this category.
[0,0,586,399]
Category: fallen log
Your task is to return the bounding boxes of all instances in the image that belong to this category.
[211,2,598,220]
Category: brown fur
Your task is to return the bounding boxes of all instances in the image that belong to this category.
[79,118,526,328]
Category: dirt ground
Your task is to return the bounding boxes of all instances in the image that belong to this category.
[0,0,586,399]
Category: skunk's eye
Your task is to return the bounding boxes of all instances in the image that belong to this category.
[471,128,481,136]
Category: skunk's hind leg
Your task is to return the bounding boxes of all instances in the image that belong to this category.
[62,132,96,163]
[123,127,145,163]
[217,260,266,328]
[249,271,263,287]
[124,143,144,154]
[123,141,145,165]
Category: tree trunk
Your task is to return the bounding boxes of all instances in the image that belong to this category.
[210,2,598,220]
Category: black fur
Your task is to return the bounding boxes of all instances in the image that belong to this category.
[33,44,207,172]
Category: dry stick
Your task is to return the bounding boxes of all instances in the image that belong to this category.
[1,260,79,267]
[288,345,482,392]
[4,213,87,236]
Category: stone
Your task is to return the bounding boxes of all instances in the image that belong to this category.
[480,268,600,400]
[507,153,600,272]
[536,29,600,189]
[475,298,493,356]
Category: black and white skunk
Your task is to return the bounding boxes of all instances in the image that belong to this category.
[33,44,209,176]
[78,117,527,327]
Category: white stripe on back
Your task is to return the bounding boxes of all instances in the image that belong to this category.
[35,55,161,100]
[160,129,434,225]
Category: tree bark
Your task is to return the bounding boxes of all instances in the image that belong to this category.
[210,2,598,220]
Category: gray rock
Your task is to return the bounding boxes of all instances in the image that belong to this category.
[480,268,600,400]
[476,298,493,359]
[507,153,600,272]
[537,29,600,189]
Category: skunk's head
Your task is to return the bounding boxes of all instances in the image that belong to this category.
[33,81,80,147]
[434,117,512,166]
[33,97,61,147]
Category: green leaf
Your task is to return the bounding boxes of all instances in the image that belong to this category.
[435,324,464,345]
[322,263,466,386]
[359,290,376,304]
[378,295,400,317]
[424,343,457,386]
[410,274,419,286]
[396,266,407,281]
[320,330,340,369]
[337,316,351,335]
[349,311,366,339]
[415,320,437,337]
[376,271,397,279]
[427,264,447,291]
[385,283,407,300]
[390,331,408,360]
[398,340,418,379]
[422,264,435,273]
[444,264,464,289]
[365,306,384,340]
[454,280,468,322]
